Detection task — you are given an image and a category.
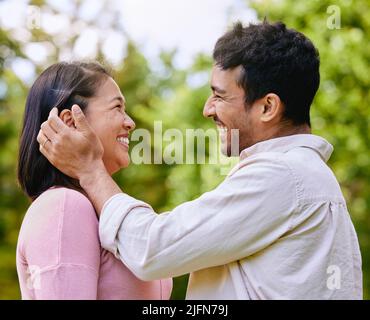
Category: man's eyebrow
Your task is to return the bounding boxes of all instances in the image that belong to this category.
[211,85,227,94]
[110,96,126,104]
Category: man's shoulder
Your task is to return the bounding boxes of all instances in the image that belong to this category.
[232,151,293,178]
[235,145,332,177]
[233,147,343,203]
[227,152,297,194]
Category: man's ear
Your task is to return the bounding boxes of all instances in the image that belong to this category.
[59,109,76,128]
[260,93,283,123]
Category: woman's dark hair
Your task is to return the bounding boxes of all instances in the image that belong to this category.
[213,20,320,126]
[18,61,111,200]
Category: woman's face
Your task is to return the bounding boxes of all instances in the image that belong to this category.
[87,77,135,174]
[62,76,135,175]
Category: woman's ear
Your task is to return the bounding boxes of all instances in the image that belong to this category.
[59,109,76,128]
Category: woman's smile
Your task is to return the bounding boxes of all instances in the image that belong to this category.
[116,134,130,150]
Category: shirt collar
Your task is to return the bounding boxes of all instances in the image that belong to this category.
[239,134,334,163]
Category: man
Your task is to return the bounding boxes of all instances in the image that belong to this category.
[37,21,362,299]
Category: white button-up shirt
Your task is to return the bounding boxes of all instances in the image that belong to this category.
[99,134,362,299]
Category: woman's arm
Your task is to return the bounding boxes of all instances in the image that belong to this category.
[34,264,99,300]
[26,188,101,300]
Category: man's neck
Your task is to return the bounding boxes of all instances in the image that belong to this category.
[238,123,312,155]
[270,123,312,139]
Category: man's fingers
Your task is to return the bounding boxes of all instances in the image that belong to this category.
[40,121,57,141]
[37,130,52,152]
[71,105,90,133]
[47,107,67,133]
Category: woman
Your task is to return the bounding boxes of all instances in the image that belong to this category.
[16,61,172,300]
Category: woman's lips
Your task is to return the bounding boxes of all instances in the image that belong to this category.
[116,136,129,149]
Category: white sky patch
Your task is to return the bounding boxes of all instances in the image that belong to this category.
[0,0,28,29]
[45,0,75,15]
[186,71,210,89]
[23,42,55,64]
[101,31,128,66]
[10,58,36,85]
[78,0,104,22]
[116,0,257,69]
[1,0,258,82]
[41,12,71,35]
[73,28,99,59]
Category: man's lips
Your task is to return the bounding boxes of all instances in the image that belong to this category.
[214,118,227,132]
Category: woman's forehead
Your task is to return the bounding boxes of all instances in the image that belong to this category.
[95,77,125,102]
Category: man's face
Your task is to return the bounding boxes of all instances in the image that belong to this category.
[203,65,260,156]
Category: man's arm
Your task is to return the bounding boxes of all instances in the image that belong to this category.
[99,158,298,281]
[37,105,121,213]
[79,165,122,214]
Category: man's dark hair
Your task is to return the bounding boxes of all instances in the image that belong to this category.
[213,21,320,126]
[18,61,111,200]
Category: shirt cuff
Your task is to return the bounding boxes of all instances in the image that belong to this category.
[99,193,152,258]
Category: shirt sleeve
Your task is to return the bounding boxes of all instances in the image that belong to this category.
[99,156,299,281]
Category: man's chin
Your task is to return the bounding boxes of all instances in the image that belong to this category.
[220,144,231,157]
[220,143,241,157]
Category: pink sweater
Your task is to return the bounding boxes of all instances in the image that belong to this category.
[16,187,172,300]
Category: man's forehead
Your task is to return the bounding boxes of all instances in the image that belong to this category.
[210,65,242,91]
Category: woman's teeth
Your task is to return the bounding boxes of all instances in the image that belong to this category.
[117,137,129,145]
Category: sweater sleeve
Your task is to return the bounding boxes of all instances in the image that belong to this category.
[33,264,99,300]
[25,188,101,300]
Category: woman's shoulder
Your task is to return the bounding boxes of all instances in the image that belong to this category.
[39,187,95,215]
[26,187,98,230]
[40,186,90,203]
[18,187,101,272]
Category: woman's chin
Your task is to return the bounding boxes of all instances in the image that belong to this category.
[104,157,130,175]
[120,160,130,169]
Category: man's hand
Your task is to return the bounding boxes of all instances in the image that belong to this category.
[37,104,123,213]
[37,105,104,180]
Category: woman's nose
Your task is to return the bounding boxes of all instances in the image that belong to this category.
[203,97,216,118]
[124,114,136,131]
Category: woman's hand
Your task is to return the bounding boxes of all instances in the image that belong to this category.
[37,105,105,180]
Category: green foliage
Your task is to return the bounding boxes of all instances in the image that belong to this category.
[0,0,369,300]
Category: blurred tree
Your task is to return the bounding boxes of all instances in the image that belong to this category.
[0,27,30,299]
[0,0,369,300]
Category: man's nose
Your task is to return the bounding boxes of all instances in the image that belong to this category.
[203,97,216,118]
